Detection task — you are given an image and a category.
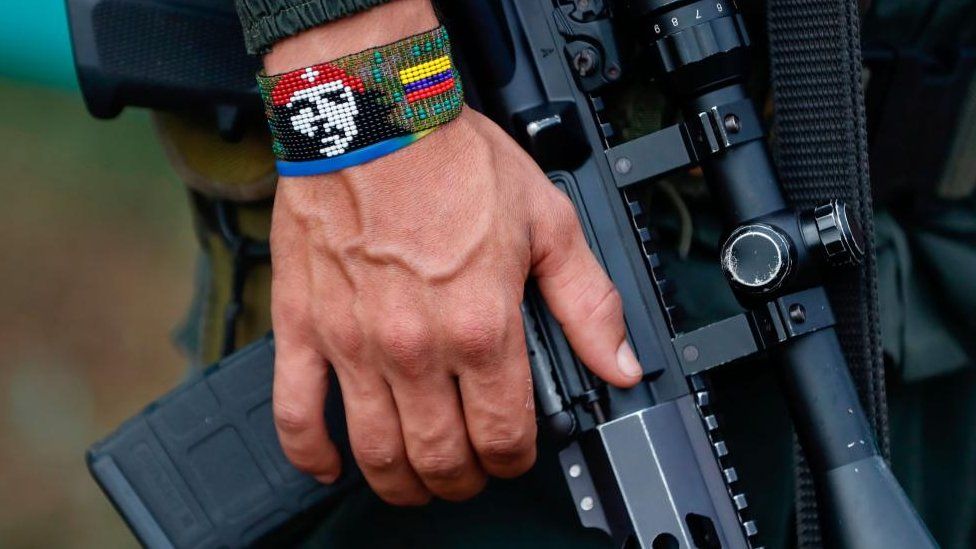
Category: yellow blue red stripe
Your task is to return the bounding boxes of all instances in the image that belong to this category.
[403,69,454,94]
[399,56,451,84]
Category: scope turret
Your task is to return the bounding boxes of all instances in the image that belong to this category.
[629,0,751,96]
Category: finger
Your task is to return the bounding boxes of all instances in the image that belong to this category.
[273,341,342,483]
[386,367,487,501]
[335,366,432,506]
[529,187,643,387]
[455,309,537,478]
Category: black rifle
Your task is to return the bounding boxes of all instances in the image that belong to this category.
[71,0,937,547]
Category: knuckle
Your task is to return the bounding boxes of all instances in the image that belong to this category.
[377,318,434,370]
[579,283,623,324]
[355,442,402,474]
[449,308,507,360]
[476,427,532,463]
[410,453,468,481]
[330,322,365,357]
[271,293,308,327]
[273,401,312,435]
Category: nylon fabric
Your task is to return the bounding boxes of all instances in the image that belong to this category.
[236,0,394,54]
[767,0,888,546]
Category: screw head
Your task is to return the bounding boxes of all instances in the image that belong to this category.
[682,345,700,363]
[573,48,598,77]
[789,304,806,324]
[724,114,741,134]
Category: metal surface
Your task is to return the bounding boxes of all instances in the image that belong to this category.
[594,398,750,548]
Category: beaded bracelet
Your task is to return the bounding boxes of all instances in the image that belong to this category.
[258,26,463,176]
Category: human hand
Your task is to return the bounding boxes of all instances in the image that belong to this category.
[267,0,643,506]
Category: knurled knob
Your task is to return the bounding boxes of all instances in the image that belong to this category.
[811,200,865,266]
[652,10,749,74]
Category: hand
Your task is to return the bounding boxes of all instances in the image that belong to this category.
[267,0,643,506]
[271,107,643,504]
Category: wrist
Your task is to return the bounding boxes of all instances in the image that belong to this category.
[264,0,438,74]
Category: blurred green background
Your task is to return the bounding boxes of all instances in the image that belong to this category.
[0,1,195,546]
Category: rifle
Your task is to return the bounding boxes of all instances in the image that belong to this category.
[71,0,937,547]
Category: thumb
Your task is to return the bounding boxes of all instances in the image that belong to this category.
[529,188,643,387]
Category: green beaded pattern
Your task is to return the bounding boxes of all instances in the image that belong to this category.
[257,26,463,162]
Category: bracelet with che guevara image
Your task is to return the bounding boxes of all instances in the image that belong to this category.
[258,26,464,177]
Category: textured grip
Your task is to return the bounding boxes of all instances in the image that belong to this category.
[87,336,361,548]
[66,0,261,119]
[653,13,750,74]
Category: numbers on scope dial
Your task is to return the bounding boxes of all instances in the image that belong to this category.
[653,2,727,35]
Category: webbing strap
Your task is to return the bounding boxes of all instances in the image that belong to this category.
[766,0,890,546]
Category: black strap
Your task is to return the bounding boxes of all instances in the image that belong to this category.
[766,1,889,546]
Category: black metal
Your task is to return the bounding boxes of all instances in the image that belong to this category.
[720,223,794,295]
[631,1,935,547]
[450,3,758,543]
[88,337,362,548]
[674,286,838,378]
[606,123,697,188]
[800,200,866,267]
[554,0,625,92]
[674,314,758,376]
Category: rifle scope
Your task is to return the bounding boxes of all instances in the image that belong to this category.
[629,1,937,547]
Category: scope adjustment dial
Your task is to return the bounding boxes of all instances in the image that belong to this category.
[652,6,750,74]
[807,200,866,266]
[720,224,794,295]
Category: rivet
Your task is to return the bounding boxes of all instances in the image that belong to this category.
[580,496,594,511]
[615,157,633,174]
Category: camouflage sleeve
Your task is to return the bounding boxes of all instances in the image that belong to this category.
[235,0,394,55]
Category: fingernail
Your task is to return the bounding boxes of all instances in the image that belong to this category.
[315,473,339,485]
[616,341,643,379]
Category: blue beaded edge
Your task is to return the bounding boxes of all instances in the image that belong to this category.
[275,129,435,177]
